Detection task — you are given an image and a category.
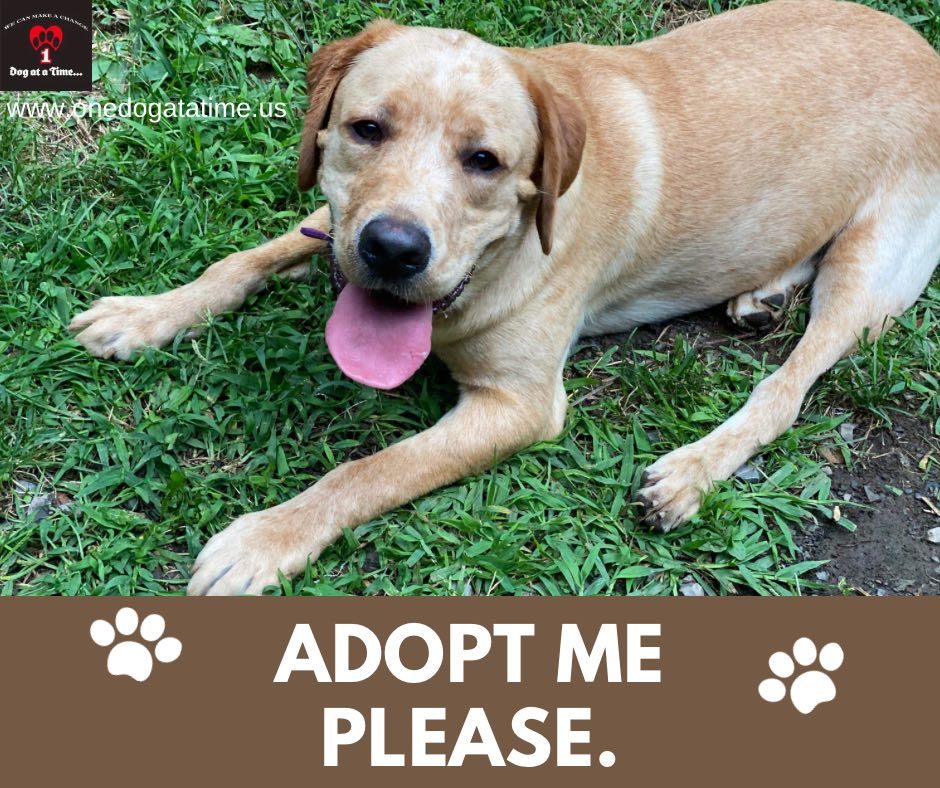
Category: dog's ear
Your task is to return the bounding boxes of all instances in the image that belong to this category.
[518,66,586,254]
[297,20,399,191]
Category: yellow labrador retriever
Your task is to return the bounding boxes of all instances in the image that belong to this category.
[70,0,940,594]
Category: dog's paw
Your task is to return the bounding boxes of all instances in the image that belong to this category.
[726,288,788,331]
[727,258,815,331]
[636,448,712,531]
[69,294,194,360]
[187,509,310,596]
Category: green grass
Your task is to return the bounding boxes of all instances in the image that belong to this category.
[1,0,938,596]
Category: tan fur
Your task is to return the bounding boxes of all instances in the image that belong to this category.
[296,20,400,191]
[508,59,587,253]
[69,0,940,594]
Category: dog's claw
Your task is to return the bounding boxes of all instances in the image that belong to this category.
[636,485,672,532]
[760,293,786,310]
[742,310,773,329]
[200,563,234,596]
[634,450,710,531]
[187,508,315,596]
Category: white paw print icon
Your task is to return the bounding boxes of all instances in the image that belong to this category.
[758,637,844,714]
[89,607,182,682]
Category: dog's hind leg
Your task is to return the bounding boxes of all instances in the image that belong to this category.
[638,172,940,531]
[726,253,818,330]
[69,205,331,359]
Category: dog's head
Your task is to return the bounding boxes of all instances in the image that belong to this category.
[298,21,585,311]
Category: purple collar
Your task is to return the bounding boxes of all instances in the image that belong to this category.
[299,226,331,242]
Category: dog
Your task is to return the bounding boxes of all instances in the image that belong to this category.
[69,0,940,595]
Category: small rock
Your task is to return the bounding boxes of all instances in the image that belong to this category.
[927,528,940,545]
[839,422,857,443]
[863,485,883,503]
[734,462,762,483]
[815,570,830,582]
[14,483,72,522]
[361,549,380,573]
[679,577,705,597]
[26,493,54,521]
[902,487,914,495]
[876,588,889,596]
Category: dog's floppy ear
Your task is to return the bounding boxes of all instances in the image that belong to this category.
[297,20,399,191]
[517,65,586,254]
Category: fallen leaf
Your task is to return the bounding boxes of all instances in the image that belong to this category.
[819,446,844,465]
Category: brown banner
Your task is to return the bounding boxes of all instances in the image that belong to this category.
[1,598,935,784]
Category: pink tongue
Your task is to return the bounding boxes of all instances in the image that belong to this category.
[325,284,432,390]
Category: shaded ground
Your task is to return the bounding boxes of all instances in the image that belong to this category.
[800,413,940,596]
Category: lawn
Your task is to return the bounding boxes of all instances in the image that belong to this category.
[1,0,938,596]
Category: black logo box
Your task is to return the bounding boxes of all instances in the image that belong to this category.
[0,0,92,91]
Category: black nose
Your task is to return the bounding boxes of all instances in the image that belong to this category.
[358,217,431,280]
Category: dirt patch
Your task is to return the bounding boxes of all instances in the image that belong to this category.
[799,413,940,596]
[574,302,798,367]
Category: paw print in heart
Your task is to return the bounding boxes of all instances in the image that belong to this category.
[29,25,64,54]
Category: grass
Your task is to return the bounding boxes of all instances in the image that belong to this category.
[1,0,938,596]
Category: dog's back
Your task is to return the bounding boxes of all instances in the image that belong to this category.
[527,0,940,327]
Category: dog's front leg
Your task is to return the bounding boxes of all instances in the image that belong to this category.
[187,383,559,595]
[69,205,331,359]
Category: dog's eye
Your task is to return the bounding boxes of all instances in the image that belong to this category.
[350,120,384,143]
[465,150,500,173]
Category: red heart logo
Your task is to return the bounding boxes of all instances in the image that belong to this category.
[28,25,64,52]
